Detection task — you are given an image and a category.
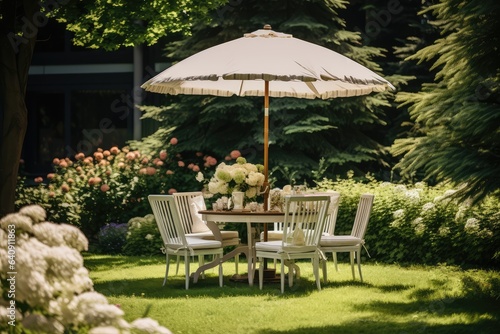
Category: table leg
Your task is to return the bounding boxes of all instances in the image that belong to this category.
[192,246,250,284]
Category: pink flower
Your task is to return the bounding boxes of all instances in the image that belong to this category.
[205,156,217,166]
[110,146,120,155]
[89,177,102,185]
[75,152,85,160]
[61,184,70,192]
[52,158,60,165]
[84,157,93,165]
[155,160,164,167]
[97,148,103,153]
[139,168,147,175]
[187,163,194,170]
[168,188,177,194]
[59,160,68,168]
[146,167,156,175]
[48,191,56,198]
[47,173,55,180]
[225,155,232,161]
[192,165,200,172]
[103,150,110,157]
[100,184,110,192]
[117,162,125,169]
[178,161,185,167]
[159,151,168,160]
[141,157,149,164]
[230,150,241,159]
[166,170,174,175]
[126,152,135,161]
[67,178,74,184]
[34,177,43,183]
[94,152,104,161]
[170,137,178,145]
[196,152,203,157]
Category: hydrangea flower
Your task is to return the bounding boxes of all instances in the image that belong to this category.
[206,158,265,200]
[0,205,172,333]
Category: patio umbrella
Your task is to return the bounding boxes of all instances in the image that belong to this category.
[141,25,395,208]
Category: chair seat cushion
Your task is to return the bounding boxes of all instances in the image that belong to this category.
[168,237,222,249]
[186,230,239,240]
[255,241,317,253]
[260,230,331,241]
[320,235,363,247]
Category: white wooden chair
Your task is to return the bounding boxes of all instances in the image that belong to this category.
[261,191,340,271]
[320,193,374,283]
[255,195,330,293]
[148,195,224,289]
[173,192,240,274]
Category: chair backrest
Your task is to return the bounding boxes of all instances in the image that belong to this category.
[172,191,210,234]
[281,195,330,249]
[314,191,341,235]
[148,195,187,248]
[350,194,375,239]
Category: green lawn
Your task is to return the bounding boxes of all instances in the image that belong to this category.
[84,254,499,334]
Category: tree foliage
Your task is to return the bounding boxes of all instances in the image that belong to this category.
[49,0,228,50]
[137,0,395,187]
[391,0,500,203]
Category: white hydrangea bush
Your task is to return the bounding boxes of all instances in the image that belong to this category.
[0,205,171,334]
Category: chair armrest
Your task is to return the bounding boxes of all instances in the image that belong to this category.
[206,221,223,242]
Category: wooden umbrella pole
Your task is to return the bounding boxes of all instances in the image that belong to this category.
[263,80,270,211]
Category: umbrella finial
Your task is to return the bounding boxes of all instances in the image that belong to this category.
[263,24,272,30]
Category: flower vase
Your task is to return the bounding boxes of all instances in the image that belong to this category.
[232,191,244,211]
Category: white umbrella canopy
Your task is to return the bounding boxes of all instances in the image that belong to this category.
[141,25,394,208]
[142,27,394,99]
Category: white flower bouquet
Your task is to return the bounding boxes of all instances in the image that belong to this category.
[198,157,265,201]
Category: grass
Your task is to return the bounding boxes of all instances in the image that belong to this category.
[84,254,500,334]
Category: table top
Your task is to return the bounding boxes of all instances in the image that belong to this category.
[198,210,284,216]
[199,210,285,223]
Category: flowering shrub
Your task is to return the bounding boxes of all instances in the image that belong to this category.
[97,223,128,254]
[123,214,163,256]
[315,173,500,267]
[200,157,265,201]
[16,143,224,242]
[0,205,171,333]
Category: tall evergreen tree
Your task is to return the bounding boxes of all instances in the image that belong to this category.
[391,0,500,202]
[139,0,394,186]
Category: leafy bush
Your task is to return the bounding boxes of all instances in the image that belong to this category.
[97,223,128,254]
[16,143,224,242]
[123,214,164,256]
[315,173,500,267]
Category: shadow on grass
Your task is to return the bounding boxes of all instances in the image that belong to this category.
[255,319,499,334]
[83,253,163,271]
[93,275,331,298]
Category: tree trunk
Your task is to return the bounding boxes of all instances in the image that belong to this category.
[0,0,38,217]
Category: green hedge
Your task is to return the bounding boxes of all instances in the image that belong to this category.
[316,175,500,267]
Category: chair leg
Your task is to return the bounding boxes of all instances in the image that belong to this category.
[333,252,339,272]
[321,257,328,283]
[185,253,190,290]
[280,260,285,294]
[163,254,170,286]
[357,250,363,283]
[258,257,264,290]
[235,254,239,275]
[349,251,355,280]
[287,260,294,288]
[314,255,321,291]
[175,255,181,275]
[218,255,224,287]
